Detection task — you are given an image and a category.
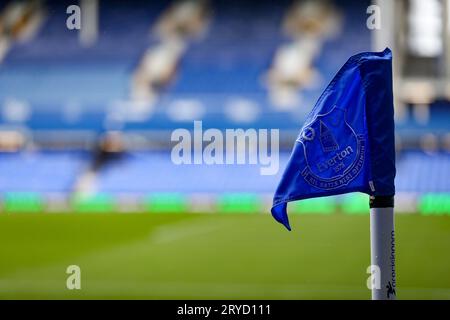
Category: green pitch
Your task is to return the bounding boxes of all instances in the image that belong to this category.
[0,212,449,299]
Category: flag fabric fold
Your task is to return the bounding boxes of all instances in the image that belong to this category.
[271,48,396,231]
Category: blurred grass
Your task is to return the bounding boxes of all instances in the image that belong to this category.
[0,212,449,299]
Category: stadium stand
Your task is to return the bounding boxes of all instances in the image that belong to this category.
[396,150,450,193]
[0,0,448,214]
[95,151,287,195]
[0,150,89,193]
[0,0,167,131]
[0,0,371,132]
[1,0,448,134]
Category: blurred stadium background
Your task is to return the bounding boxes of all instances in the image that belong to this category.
[0,0,449,299]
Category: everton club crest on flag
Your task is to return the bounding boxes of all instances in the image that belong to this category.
[272,48,396,230]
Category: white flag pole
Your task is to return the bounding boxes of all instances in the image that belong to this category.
[369,196,396,300]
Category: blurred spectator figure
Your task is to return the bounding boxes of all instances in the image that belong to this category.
[0,131,25,152]
[267,39,319,109]
[0,0,44,61]
[442,133,450,152]
[132,39,186,103]
[74,131,125,195]
[267,0,341,109]
[420,133,439,153]
[131,0,210,105]
[283,0,340,38]
[156,0,210,39]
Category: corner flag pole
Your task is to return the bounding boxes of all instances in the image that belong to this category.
[370,196,396,300]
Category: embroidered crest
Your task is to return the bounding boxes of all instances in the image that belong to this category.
[297,106,365,190]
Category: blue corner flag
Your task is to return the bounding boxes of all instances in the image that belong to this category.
[272,48,396,230]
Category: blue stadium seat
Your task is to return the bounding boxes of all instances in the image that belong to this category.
[395,151,450,193]
[95,151,290,194]
[0,0,166,128]
[94,150,450,195]
[0,0,447,141]
[0,151,88,193]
